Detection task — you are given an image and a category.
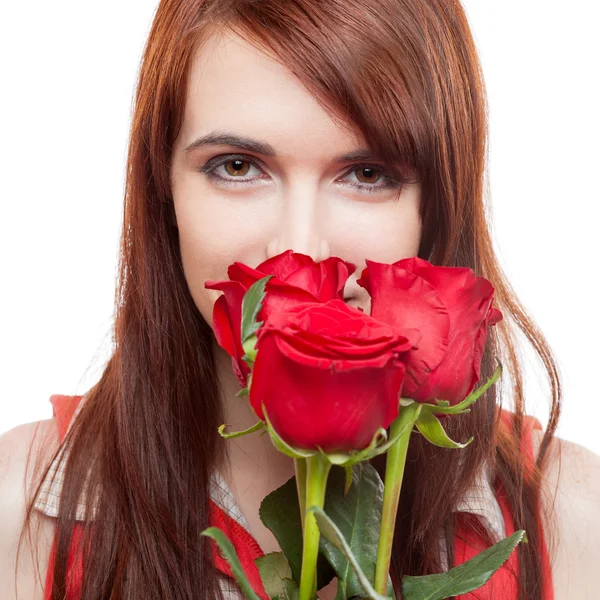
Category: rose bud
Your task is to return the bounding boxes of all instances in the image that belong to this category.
[357,257,502,406]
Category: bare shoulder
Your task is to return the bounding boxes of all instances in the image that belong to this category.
[0,419,59,600]
[531,427,600,599]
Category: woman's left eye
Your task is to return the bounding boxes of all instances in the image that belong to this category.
[198,154,402,194]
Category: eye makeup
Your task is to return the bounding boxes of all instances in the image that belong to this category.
[197,153,409,195]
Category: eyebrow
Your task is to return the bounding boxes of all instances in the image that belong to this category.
[183,131,377,163]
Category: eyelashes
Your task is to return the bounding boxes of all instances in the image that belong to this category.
[198,153,410,195]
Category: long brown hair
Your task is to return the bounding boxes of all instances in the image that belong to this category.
[19,0,561,598]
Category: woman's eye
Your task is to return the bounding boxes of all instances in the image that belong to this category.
[346,166,384,186]
[221,158,259,178]
[199,154,402,194]
[199,156,265,187]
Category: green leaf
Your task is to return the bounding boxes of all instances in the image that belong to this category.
[201,527,263,600]
[402,529,527,600]
[415,410,473,449]
[282,578,300,600]
[258,475,336,590]
[218,420,265,439]
[241,275,273,344]
[310,506,390,600]
[236,386,249,397]
[319,464,395,599]
[255,552,293,599]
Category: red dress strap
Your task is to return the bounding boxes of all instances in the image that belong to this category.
[43,394,269,600]
[209,501,269,598]
[49,394,83,441]
[44,395,85,600]
[454,409,554,599]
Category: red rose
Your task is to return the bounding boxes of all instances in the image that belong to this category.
[205,251,356,387]
[357,257,503,405]
[249,299,419,452]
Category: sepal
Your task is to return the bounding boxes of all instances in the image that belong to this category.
[218,420,265,439]
[241,275,273,344]
[237,386,250,398]
[263,405,318,459]
[407,363,503,418]
[414,410,473,449]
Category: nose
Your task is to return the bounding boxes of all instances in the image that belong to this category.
[266,190,331,263]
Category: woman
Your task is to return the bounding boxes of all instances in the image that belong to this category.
[1,0,598,598]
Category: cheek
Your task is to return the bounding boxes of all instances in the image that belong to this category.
[175,201,247,327]
[351,212,421,262]
[334,195,422,265]
[335,193,422,315]
[178,239,218,327]
[170,159,271,327]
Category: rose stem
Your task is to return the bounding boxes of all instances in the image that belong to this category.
[374,404,419,595]
[294,458,307,531]
[298,454,332,600]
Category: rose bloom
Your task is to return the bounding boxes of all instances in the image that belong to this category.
[249,299,420,452]
[205,251,356,387]
[357,256,503,406]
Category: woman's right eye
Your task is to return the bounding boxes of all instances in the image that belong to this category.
[199,155,267,187]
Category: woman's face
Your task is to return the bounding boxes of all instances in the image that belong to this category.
[170,28,422,325]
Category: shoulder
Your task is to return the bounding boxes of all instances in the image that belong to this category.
[0,418,59,512]
[0,419,59,599]
[531,427,600,599]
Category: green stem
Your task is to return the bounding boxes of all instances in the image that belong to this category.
[374,405,419,595]
[299,454,332,600]
[295,458,307,532]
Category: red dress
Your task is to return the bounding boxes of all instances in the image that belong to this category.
[42,394,554,599]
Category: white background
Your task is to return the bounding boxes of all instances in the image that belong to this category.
[1,2,599,454]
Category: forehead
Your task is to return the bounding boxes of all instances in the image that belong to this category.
[180,28,366,160]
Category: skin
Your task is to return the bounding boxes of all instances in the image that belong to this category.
[169,27,422,592]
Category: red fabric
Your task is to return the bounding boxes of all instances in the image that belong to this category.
[44,396,86,600]
[43,394,553,600]
[43,394,268,600]
[209,501,269,598]
[454,409,554,600]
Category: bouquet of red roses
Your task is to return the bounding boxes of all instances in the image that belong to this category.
[201,251,525,600]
